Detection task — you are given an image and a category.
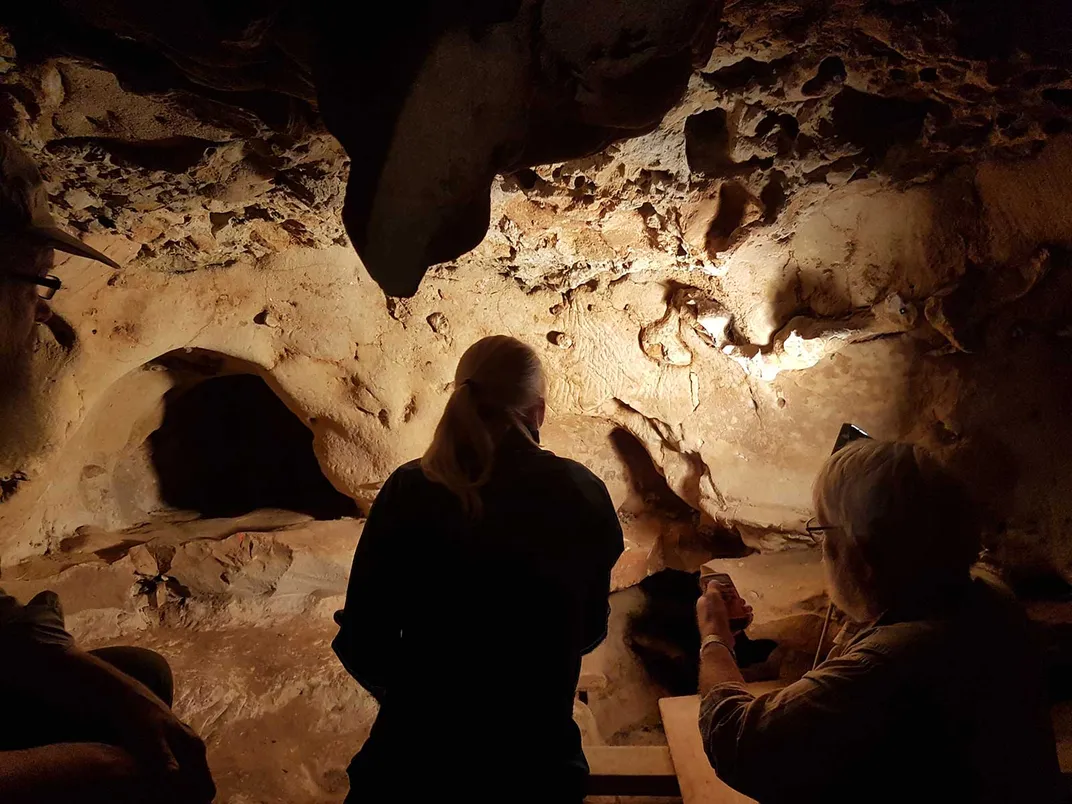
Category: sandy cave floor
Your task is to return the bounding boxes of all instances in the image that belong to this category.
[71,609,1072,804]
[79,601,683,804]
[87,621,369,804]
[54,514,681,804]
[26,512,1072,803]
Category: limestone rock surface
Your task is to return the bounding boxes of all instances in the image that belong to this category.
[2,5,1072,797]
[3,3,1072,577]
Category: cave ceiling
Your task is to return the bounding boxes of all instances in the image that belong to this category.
[1,0,1070,295]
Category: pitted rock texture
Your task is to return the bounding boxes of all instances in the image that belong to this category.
[1,0,723,295]
[4,0,1072,292]
[2,2,1072,581]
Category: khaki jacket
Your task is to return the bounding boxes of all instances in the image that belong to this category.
[700,580,1064,804]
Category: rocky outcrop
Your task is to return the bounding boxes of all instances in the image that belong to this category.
[4,0,1072,293]
[1,0,723,294]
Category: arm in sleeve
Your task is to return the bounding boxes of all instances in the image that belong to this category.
[0,589,75,650]
[698,638,911,802]
[332,470,406,702]
[579,477,625,655]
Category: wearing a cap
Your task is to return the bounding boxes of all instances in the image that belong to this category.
[0,133,121,270]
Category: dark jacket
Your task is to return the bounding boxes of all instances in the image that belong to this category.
[333,431,624,801]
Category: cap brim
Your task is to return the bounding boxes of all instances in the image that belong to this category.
[28,225,121,270]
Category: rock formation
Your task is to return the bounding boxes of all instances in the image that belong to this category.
[2,0,1072,799]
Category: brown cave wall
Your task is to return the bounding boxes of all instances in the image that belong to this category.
[4,134,1072,578]
[0,346,360,562]
[2,0,1072,577]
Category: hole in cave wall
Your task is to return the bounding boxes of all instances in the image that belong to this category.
[46,136,224,174]
[802,55,846,96]
[706,181,754,255]
[626,569,704,696]
[625,569,778,696]
[684,107,732,175]
[829,87,941,159]
[149,372,358,520]
[684,108,774,177]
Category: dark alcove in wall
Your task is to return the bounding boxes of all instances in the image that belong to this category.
[149,373,358,520]
[609,427,698,519]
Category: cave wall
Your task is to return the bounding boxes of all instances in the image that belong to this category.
[2,0,1072,584]
[3,134,1072,580]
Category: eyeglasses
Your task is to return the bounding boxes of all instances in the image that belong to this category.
[805,517,839,537]
[4,272,62,300]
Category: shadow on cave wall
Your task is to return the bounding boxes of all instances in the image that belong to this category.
[149,373,358,520]
[609,425,751,563]
[937,248,1072,590]
[609,427,699,520]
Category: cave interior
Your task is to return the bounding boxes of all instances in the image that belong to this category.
[2,0,1072,800]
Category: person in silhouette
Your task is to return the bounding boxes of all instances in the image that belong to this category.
[696,439,1064,804]
[0,134,214,804]
[334,335,624,802]
[0,133,120,459]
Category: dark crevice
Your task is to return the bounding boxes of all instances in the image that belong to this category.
[149,373,358,520]
[1018,69,1066,89]
[626,569,778,696]
[685,109,775,177]
[707,182,752,255]
[700,55,794,91]
[756,112,800,141]
[684,108,731,174]
[46,136,224,174]
[0,471,29,504]
[830,87,938,158]
[1044,117,1070,135]
[609,428,696,520]
[802,56,846,95]
[1042,88,1072,107]
[931,121,994,150]
[760,170,789,224]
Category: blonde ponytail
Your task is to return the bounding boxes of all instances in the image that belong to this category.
[421,336,545,515]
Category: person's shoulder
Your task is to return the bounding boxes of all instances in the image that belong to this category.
[376,459,433,499]
[0,586,20,624]
[539,450,613,499]
[389,459,424,480]
[843,617,948,666]
[550,452,605,485]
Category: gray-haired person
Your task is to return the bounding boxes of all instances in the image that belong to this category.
[695,440,1064,804]
[0,133,215,804]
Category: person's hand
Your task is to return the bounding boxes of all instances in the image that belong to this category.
[723,586,754,632]
[697,581,734,642]
[120,703,215,804]
[697,578,753,640]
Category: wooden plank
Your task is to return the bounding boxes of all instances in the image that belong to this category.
[585,745,680,797]
[658,696,757,804]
